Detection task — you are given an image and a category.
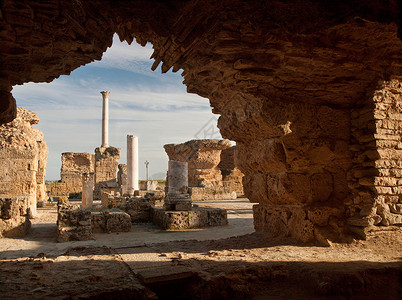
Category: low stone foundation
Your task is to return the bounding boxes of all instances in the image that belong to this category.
[57,201,131,242]
[253,204,348,243]
[189,187,237,201]
[151,207,228,230]
[0,197,31,237]
[57,202,92,242]
[91,210,131,233]
[119,196,156,223]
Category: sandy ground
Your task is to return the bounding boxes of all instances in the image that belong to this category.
[0,199,401,299]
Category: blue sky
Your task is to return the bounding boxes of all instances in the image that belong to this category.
[12,35,222,180]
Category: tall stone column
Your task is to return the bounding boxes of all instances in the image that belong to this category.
[100,91,110,148]
[127,134,139,195]
[82,172,94,209]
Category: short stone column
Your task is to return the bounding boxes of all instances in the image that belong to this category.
[82,172,94,209]
[164,160,192,211]
[127,134,139,195]
[167,161,188,194]
[100,91,110,148]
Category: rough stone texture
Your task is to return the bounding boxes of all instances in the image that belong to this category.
[218,146,244,196]
[119,195,156,223]
[165,140,236,201]
[58,200,131,241]
[81,172,94,209]
[152,207,228,230]
[0,197,30,237]
[347,79,402,236]
[117,163,128,194]
[1,0,401,241]
[164,139,231,187]
[46,152,94,197]
[91,210,131,233]
[101,192,156,223]
[0,107,48,217]
[57,201,92,242]
[94,146,120,197]
[189,187,237,201]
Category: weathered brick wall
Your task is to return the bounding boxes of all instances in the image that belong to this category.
[94,146,120,186]
[0,107,48,218]
[348,79,402,237]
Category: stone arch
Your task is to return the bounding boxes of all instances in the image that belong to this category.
[1,0,401,242]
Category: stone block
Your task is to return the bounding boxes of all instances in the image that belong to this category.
[0,197,31,237]
[91,211,106,233]
[118,196,155,223]
[151,207,227,229]
[57,202,92,242]
[104,211,131,232]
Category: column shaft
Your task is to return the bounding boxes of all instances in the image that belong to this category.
[101,91,110,147]
[127,135,139,194]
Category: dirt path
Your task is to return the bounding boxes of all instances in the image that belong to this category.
[0,199,401,299]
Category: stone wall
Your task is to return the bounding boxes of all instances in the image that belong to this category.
[218,146,244,196]
[94,146,120,187]
[46,152,94,197]
[0,107,48,218]
[347,79,402,237]
[0,197,30,237]
[239,100,352,242]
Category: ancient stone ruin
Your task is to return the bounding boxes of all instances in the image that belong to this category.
[153,160,228,229]
[164,139,243,200]
[0,107,47,236]
[46,152,95,197]
[218,146,244,197]
[0,0,401,243]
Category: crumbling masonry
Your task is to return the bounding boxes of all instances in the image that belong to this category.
[0,107,48,236]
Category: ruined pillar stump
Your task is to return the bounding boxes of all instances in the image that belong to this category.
[82,172,94,209]
[164,160,192,211]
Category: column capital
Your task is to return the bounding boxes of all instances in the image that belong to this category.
[100,91,110,98]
